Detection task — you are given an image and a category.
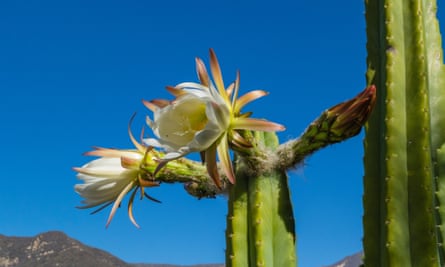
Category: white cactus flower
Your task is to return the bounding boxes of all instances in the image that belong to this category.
[144,49,285,187]
[74,135,159,228]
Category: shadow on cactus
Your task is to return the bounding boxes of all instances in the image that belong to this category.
[74,49,376,267]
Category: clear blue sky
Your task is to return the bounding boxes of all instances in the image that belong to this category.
[1,1,444,267]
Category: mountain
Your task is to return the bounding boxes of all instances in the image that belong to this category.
[0,231,129,267]
[0,230,362,267]
[323,251,363,267]
[0,231,224,267]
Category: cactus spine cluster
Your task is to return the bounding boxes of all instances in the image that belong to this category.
[363,0,445,266]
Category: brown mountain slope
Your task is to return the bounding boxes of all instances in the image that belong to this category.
[322,251,363,267]
[0,230,360,267]
[0,231,223,267]
[0,231,129,267]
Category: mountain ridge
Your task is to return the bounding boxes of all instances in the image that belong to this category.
[0,230,360,267]
[0,231,223,267]
[322,251,363,267]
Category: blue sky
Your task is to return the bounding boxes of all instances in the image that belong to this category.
[1,1,444,267]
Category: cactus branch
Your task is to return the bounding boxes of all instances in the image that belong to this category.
[143,85,377,200]
[276,85,376,170]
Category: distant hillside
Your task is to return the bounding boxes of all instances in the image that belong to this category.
[0,230,362,267]
[0,231,223,267]
[323,251,363,267]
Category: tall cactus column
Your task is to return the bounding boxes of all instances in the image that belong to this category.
[225,131,296,267]
[363,0,445,266]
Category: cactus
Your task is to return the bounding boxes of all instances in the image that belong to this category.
[225,131,296,267]
[75,51,376,267]
[225,87,376,267]
[363,0,445,266]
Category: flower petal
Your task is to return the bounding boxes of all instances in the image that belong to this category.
[230,130,253,148]
[234,90,268,114]
[205,101,230,128]
[143,137,164,148]
[75,172,133,208]
[205,143,221,188]
[121,156,141,169]
[142,100,159,112]
[231,70,240,110]
[216,134,235,184]
[83,147,140,159]
[145,116,155,129]
[176,82,210,93]
[166,86,187,97]
[128,113,148,153]
[232,118,286,132]
[74,158,127,177]
[127,187,140,228]
[150,99,170,108]
[162,150,188,160]
[106,180,136,228]
[209,49,230,104]
[195,57,210,87]
[226,83,235,99]
[190,128,222,151]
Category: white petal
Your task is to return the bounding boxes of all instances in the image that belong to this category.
[145,78,230,159]
[82,157,122,169]
[176,82,210,92]
[145,116,156,129]
[189,128,222,150]
[75,170,136,208]
[74,155,139,209]
[205,102,230,128]
[163,150,188,160]
[143,138,164,148]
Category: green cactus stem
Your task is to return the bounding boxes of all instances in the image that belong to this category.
[225,131,296,267]
[276,85,376,170]
[363,0,445,266]
[225,86,376,267]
